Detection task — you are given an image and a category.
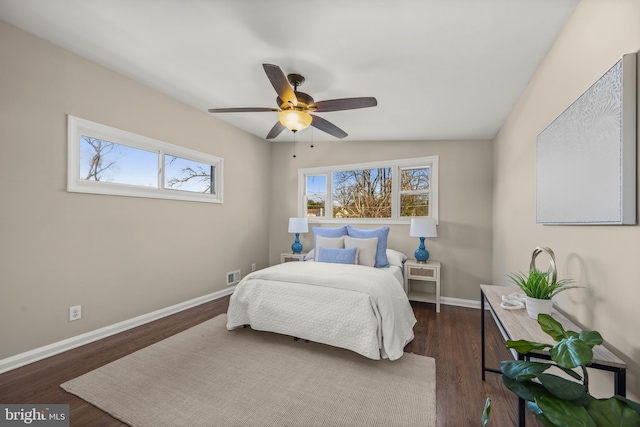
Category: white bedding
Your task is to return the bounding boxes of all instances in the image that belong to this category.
[226,261,416,360]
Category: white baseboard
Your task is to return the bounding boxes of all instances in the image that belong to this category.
[441,296,481,310]
[0,287,235,375]
[410,296,481,310]
[0,289,479,375]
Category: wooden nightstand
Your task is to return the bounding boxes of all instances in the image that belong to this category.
[280,252,307,263]
[403,260,441,312]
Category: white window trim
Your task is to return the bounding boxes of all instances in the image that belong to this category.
[67,115,223,204]
[298,156,438,225]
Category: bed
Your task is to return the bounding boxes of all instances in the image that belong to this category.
[226,225,417,361]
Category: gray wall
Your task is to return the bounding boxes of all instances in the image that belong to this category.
[492,0,640,400]
[269,138,494,303]
[0,21,271,359]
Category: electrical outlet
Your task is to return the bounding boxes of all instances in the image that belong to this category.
[69,305,82,321]
[251,263,256,272]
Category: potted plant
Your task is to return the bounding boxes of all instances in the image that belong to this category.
[507,247,580,318]
[482,314,640,426]
[507,268,577,319]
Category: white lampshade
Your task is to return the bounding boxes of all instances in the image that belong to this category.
[409,217,437,238]
[288,217,309,233]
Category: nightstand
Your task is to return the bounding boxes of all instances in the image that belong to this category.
[403,260,441,312]
[280,252,307,263]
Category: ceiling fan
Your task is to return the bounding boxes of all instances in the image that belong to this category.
[208,64,377,139]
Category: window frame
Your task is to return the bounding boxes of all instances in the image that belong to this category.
[67,115,223,204]
[298,156,439,224]
[304,174,328,218]
[399,165,431,217]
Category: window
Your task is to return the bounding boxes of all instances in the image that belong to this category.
[400,167,430,216]
[305,175,327,217]
[68,116,223,203]
[298,156,438,224]
[80,137,158,187]
[333,167,392,218]
[164,155,215,194]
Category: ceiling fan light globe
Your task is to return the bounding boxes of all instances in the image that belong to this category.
[279,110,312,132]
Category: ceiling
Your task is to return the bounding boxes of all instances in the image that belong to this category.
[0,0,580,142]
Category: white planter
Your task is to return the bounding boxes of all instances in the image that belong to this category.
[525,296,553,319]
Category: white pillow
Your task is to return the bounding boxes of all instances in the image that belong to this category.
[344,236,378,267]
[386,249,408,267]
[314,236,345,261]
[303,250,315,261]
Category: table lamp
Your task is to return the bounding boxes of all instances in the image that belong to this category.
[409,217,437,263]
[288,217,309,254]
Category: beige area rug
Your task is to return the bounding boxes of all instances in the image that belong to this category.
[61,315,436,427]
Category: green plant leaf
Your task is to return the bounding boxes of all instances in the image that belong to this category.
[549,283,583,298]
[536,395,597,427]
[502,375,550,402]
[529,402,561,427]
[538,314,567,341]
[554,365,583,381]
[614,395,640,414]
[565,330,580,339]
[537,373,586,400]
[501,360,551,380]
[481,398,491,426]
[587,398,640,426]
[506,339,551,354]
[507,269,580,300]
[508,269,554,299]
[578,330,603,348]
[527,401,543,415]
[533,413,558,427]
[550,336,594,369]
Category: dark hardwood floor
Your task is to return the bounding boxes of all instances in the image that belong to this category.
[0,297,540,426]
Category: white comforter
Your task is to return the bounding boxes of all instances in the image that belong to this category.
[226,261,416,360]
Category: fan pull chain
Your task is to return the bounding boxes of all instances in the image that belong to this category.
[310,127,314,148]
[292,131,297,158]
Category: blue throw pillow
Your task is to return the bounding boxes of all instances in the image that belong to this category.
[346,225,390,268]
[312,226,348,252]
[317,247,358,265]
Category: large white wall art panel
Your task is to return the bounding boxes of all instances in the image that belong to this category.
[536,53,636,225]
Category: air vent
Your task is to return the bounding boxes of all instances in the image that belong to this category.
[226,270,241,286]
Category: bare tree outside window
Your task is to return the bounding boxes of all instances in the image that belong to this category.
[79,136,158,187]
[81,137,117,181]
[333,168,392,218]
[164,155,214,194]
[306,175,326,217]
[400,167,430,216]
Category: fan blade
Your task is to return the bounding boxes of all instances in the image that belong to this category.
[266,121,286,139]
[310,115,348,139]
[208,107,278,113]
[311,97,377,112]
[263,64,297,107]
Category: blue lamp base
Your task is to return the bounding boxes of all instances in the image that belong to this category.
[414,237,430,263]
[291,233,303,254]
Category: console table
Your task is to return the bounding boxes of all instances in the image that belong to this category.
[480,284,627,427]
